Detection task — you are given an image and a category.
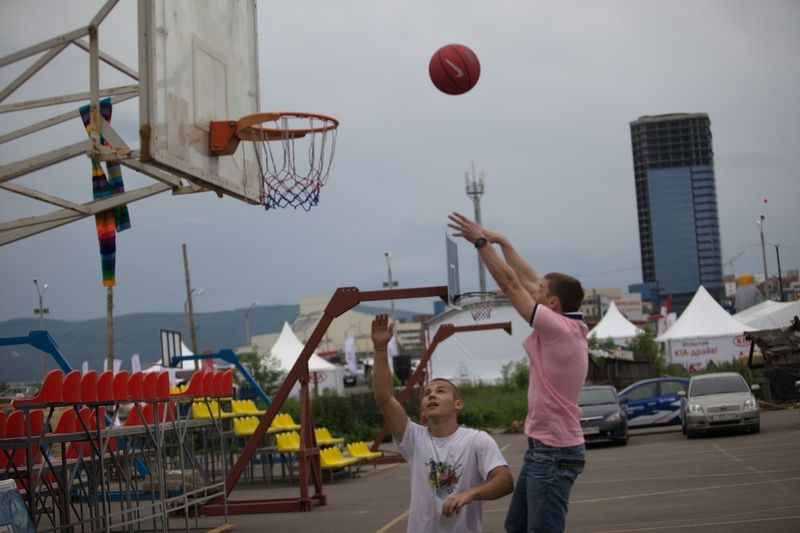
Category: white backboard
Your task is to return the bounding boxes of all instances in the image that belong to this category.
[139,0,261,203]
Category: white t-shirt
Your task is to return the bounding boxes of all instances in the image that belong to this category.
[395,420,508,533]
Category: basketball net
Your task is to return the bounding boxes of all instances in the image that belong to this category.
[457,292,496,321]
[246,114,338,211]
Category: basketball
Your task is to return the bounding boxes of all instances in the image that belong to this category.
[429,44,481,95]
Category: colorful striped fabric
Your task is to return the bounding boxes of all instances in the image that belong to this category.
[79,98,131,287]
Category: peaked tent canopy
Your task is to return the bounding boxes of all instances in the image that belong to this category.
[656,286,757,372]
[733,299,800,330]
[588,301,643,345]
[268,322,343,396]
[656,285,756,342]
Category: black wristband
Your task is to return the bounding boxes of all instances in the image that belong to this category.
[474,237,488,249]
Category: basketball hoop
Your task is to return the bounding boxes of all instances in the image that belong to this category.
[209,111,339,210]
[456,292,496,321]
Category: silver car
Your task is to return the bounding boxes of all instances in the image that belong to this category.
[679,372,760,437]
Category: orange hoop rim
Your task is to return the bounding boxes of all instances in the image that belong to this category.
[235,111,339,141]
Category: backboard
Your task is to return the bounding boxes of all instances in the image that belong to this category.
[139,0,262,203]
[446,234,461,308]
[160,329,182,368]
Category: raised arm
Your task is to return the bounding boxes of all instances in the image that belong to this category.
[484,229,541,295]
[441,465,514,517]
[371,314,408,442]
[448,212,536,320]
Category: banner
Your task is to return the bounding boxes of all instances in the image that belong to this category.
[667,334,751,372]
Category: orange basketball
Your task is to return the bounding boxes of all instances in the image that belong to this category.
[429,44,481,95]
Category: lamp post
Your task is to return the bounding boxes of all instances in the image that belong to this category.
[33,278,49,380]
[245,300,259,347]
[184,287,204,354]
[383,252,397,324]
[757,215,770,299]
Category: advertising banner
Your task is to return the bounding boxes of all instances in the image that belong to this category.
[667,335,751,372]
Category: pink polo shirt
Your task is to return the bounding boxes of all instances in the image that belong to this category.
[523,304,588,447]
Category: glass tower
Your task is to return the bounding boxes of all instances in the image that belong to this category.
[630,113,724,314]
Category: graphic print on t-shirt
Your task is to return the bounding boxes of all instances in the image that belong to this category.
[426,458,463,497]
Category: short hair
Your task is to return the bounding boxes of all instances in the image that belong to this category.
[426,378,461,401]
[544,272,584,312]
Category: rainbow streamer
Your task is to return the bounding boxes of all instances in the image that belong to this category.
[79,98,131,287]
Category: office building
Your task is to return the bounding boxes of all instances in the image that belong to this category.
[629,113,724,315]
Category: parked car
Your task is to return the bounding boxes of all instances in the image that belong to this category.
[679,372,760,437]
[579,385,629,445]
[618,377,689,428]
[0,385,39,410]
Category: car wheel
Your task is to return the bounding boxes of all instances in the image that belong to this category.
[681,419,686,435]
[685,427,696,439]
[750,423,760,434]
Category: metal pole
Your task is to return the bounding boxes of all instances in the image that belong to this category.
[182,243,198,354]
[774,245,784,302]
[106,286,113,371]
[384,252,396,324]
[33,278,48,379]
[465,163,487,293]
[758,215,769,299]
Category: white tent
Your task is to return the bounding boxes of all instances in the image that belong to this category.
[656,286,756,372]
[269,322,344,396]
[733,299,800,330]
[587,301,643,346]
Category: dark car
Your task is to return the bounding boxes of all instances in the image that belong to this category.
[618,377,689,428]
[579,385,629,445]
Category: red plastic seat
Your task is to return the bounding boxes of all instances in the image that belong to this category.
[81,371,98,403]
[156,372,170,399]
[202,370,214,396]
[1,409,45,467]
[63,370,82,403]
[222,369,234,396]
[212,371,224,396]
[143,372,158,399]
[123,405,143,427]
[113,371,129,401]
[13,369,63,407]
[142,403,155,425]
[97,370,114,402]
[128,371,144,401]
[173,370,205,398]
[0,411,5,438]
[52,409,77,434]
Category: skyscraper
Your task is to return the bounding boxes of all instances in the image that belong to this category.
[630,113,724,315]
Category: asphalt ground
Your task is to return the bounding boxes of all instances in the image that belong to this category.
[184,409,800,532]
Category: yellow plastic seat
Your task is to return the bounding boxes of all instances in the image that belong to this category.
[275,413,300,431]
[315,427,344,446]
[346,441,383,460]
[232,399,266,416]
[320,446,359,468]
[276,431,300,453]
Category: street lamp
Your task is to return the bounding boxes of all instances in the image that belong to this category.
[33,278,49,380]
[245,301,259,347]
[383,252,398,323]
[184,287,204,354]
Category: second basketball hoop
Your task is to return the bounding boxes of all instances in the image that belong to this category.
[209,111,339,211]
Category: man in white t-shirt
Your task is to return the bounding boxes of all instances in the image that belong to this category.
[372,314,514,532]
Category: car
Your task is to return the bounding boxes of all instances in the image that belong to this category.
[0,385,39,409]
[579,385,629,445]
[678,372,760,438]
[618,377,689,428]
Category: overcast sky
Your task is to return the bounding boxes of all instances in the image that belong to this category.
[1,0,799,327]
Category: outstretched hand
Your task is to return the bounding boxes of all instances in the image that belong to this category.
[447,212,486,244]
[441,490,474,517]
[371,313,394,350]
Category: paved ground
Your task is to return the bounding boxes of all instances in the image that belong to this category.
[185,409,800,532]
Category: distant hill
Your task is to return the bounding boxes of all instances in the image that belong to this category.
[0,303,416,383]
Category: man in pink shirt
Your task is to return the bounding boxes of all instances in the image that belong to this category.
[449,212,588,533]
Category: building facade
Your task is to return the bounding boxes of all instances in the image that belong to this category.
[630,113,724,314]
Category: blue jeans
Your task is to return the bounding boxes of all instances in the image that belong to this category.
[505,438,585,533]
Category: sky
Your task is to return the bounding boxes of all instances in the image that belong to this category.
[1,0,799,326]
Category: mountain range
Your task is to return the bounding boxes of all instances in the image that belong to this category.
[0,303,412,384]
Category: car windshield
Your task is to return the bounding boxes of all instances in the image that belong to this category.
[690,375,748,396]
[579,388,617,406]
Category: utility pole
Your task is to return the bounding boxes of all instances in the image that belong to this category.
[465,162,487,293]
[182,243,199,354]
[33,278,49,380]
[774,245,784,302]
[757,215,770,299]
[383,252,397,323]
[245,301,259,347]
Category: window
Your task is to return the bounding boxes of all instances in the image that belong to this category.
[625,382,658,401]
[660,380,687,395]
